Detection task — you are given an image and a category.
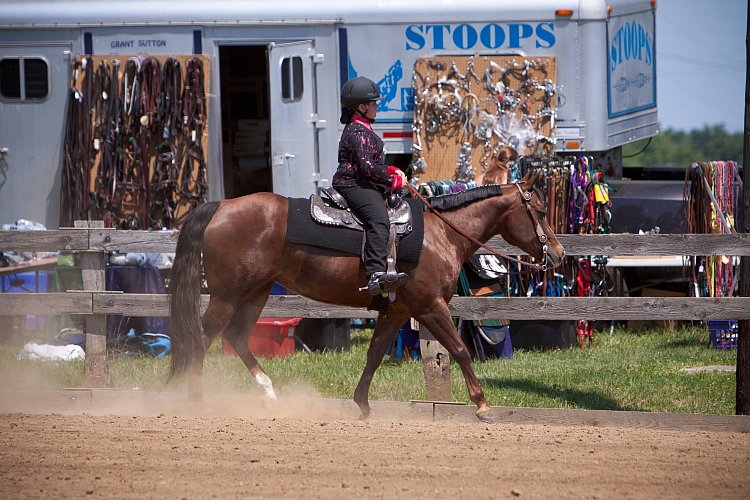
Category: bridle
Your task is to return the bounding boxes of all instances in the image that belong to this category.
[406,182,551,272]
[514,182,550,270]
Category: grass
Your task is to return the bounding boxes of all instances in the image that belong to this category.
[0,323,739,415]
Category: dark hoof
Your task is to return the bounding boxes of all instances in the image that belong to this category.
[357,402,371,420]
[477,409,496,423]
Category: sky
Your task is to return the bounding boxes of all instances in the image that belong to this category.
[657,0,746,133]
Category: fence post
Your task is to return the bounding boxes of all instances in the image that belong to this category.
[738,2,750,415]
[75,220,108,387]
[418,324,452,401]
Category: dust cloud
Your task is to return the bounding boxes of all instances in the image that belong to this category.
[0,376,431,422]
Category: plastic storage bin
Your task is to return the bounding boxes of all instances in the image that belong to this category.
[1,271,56,332]
[708,320,738,349]
[223,318,301,358]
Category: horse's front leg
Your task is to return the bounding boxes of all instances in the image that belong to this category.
[415,301,495,423]
[354,312,408,419]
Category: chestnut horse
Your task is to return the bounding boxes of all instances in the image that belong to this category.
[168,174,564,422]
[480,145,518,186]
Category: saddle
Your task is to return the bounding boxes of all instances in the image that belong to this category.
[311,186,412,298]
[312,187,413,235]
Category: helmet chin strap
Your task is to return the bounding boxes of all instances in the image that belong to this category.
[355,106,376,124]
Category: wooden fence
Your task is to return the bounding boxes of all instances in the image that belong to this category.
[2,227,749,392]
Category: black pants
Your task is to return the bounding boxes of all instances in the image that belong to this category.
[335,182,388,276]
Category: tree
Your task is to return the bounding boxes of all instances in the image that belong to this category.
[622,125,743,168]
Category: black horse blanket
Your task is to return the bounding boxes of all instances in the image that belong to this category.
[285,197,424,263]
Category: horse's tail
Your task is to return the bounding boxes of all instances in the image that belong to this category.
[167,201,221,383]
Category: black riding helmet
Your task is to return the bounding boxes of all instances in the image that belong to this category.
[340,77,381,124]
[340,76,381,107]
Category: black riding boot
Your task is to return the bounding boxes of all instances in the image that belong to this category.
[367,271,409,295]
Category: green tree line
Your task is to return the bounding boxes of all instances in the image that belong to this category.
[622,125,743,167]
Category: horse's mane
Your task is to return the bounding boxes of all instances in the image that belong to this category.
[422,184,504,211]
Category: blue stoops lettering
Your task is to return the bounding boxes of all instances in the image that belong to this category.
[610,22,653,73]
[405,22,555,51]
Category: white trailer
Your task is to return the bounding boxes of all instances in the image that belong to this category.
[0,0,657,228]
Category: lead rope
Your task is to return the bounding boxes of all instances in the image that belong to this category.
[406,182,548,272]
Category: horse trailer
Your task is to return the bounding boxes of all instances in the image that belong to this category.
[0,0,657,228]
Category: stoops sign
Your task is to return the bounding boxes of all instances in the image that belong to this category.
[607,10,656,118]
[345,22,557,125]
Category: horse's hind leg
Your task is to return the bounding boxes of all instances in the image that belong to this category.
[189,296,236,402]
[415,301,495,423]
[353,311,409,420]
[221,289,278,403]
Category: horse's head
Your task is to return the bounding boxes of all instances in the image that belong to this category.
[481,146,517,186]
[501,173,565,269]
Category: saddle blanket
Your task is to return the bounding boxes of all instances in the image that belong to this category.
[285,197,424,263]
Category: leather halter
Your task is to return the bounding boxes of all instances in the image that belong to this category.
[407,182,549,272]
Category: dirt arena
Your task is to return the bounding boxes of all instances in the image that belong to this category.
[1,390,749,499]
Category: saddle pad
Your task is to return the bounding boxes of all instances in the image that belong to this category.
[285,197,424,263]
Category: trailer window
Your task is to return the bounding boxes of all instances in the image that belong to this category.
[280,56,303,102]
[0,57,49,101]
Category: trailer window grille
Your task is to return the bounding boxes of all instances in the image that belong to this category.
[0,57,49,101]
[281,56,303,102]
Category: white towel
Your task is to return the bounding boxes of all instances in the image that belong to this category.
[17,343,85,361]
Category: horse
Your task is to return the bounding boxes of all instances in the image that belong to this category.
[479,145,518,186]
[168,173,565,422]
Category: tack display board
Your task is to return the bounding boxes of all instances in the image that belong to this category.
[412,55,556,183]
[65,54,210,229]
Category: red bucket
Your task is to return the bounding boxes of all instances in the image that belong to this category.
[223,318,301,358]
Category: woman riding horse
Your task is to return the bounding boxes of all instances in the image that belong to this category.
[168,173,564,423]
[333,76,409,295]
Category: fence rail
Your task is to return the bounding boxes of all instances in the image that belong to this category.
[2,293,750,320]
[2,229,748,321]
[3,229,750,255]
[0,228,750,320]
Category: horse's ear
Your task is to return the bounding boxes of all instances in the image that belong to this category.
[522,172,539,189]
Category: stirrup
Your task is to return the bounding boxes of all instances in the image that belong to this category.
[366,271,409,295]
[367,272,387,295]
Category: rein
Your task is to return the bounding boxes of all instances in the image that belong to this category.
[148,57,183,229]
[406,182,548,272]
[173,57,209,225]
[137,56,162,228]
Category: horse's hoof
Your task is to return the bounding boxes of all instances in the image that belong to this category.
[476,409,496,423]
[261,395,277,410]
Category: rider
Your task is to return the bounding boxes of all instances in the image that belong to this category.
[332,76,409,295]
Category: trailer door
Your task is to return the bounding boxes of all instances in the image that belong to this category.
[268,41,317,197]
[0,42,71,228]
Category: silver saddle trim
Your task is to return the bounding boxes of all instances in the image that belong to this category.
[309,194,413,235]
